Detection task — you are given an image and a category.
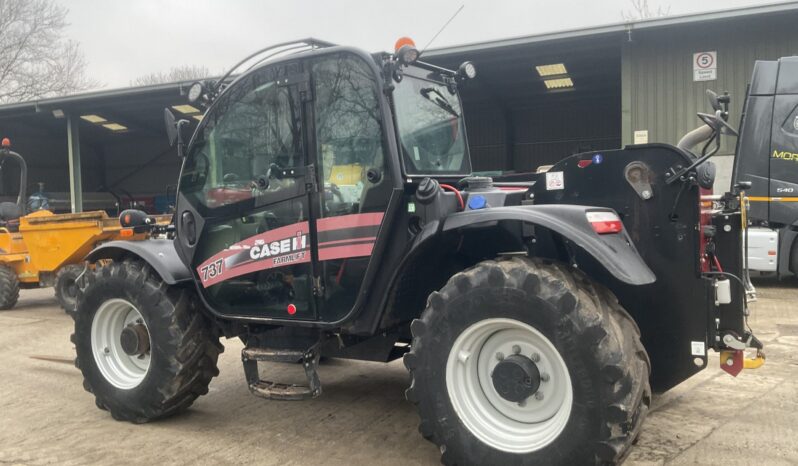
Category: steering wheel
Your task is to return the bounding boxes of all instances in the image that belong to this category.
[222,173,240,184]
[326,183,345,203]
[324,183,352,215]
[255,163,286,190]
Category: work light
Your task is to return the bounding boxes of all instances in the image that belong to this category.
[458,61,477,80]
[187,81,204,103]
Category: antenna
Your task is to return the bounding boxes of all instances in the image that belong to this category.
[420,4,465,54]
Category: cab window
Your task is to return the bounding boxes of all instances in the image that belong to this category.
[312,53,389,216]
[180,64,304,213]
[393,71,470,176]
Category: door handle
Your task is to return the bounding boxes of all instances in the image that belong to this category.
[181,211,197,246]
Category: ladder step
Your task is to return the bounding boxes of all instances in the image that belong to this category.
[242,347,306,363]
[241,345,322,401]
[249,380,318,401]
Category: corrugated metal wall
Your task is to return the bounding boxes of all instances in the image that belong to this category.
[625,15,798,154]
[511,96,620,171]
[464,94,621,173]
[463,102,510,172]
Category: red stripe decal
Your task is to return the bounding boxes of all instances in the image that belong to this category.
[317,212,383,232]
[318,243,375,261]
[196,212,384,288]
[319,236,378,247]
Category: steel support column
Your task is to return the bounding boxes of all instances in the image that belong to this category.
[621,39,633,147]
[67,114,83,213]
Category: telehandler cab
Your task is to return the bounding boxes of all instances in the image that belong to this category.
[72,38,762,464]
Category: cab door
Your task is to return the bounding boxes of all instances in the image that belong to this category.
[176,60,318,320]
[769,88,798,226]
[309,53,394,322]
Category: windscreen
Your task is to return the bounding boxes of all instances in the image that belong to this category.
[393,71,470,175]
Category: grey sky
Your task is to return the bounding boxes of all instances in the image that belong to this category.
[64,0,775,88]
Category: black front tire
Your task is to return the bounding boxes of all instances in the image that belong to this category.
[73,260,223,423]
[55,264,84,315]
[404,257,651,465]
[0,263,20,310]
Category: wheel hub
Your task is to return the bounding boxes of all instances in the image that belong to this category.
[491,354,541,402]
[120,323,150,356]
[446,318,573,453]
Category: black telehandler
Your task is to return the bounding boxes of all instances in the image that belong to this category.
[72,37,762,465]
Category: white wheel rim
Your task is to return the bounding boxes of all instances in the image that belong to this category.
[445,318,573,453]
[90,299,151,389]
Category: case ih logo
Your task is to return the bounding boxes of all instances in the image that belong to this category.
[250,232,308,265]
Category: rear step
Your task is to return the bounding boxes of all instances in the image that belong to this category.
[241,346,322,401]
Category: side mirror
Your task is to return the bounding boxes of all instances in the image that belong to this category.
[164,108,190,158]
[706,89,721,112]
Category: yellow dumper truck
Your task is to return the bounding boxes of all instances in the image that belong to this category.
[0,139,164,313]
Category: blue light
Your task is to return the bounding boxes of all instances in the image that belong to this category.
[468,195,487,210]
[592,154,604,164]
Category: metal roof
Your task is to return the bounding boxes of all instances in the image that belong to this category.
[0,80,199,118]
[424,1,798,57]
[0,2,794,115]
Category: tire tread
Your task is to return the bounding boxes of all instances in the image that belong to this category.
[72,259,222,423]
[405,257,651,465]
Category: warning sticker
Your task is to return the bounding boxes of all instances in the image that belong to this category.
[546,171,564,190]
[691,341,706,356]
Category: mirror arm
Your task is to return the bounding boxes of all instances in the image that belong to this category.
[176,119,189,158]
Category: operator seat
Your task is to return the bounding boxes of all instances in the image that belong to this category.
[0,202,21,231]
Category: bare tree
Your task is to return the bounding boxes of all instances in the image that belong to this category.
[0,0,96,103]
[131,65,211,87]
[622,0,671,21]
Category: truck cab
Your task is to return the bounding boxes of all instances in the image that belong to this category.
[733,56,798,276]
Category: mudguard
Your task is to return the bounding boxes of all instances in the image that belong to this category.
[442,204,656,285]
[85,239,192,284]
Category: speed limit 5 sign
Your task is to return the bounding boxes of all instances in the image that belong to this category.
[693,51,717,81]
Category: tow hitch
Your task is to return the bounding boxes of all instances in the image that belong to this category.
[719,332,765,376]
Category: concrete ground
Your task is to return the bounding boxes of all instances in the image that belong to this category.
[0,279,796,466]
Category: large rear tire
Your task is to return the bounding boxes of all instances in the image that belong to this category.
[404,257,651,465]
[73,259,223,423]
[55,264,83,315]
[0,263,20,310]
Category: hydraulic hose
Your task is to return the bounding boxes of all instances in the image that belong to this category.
[677,125,714,151]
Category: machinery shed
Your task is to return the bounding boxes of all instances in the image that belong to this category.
[427,2,798,188]
[0,83,200,214]
[0,2,796,214]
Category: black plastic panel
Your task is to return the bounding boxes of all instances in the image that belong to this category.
[750,60,778,96]
[535,145,718,392]
[776,56,798,95]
